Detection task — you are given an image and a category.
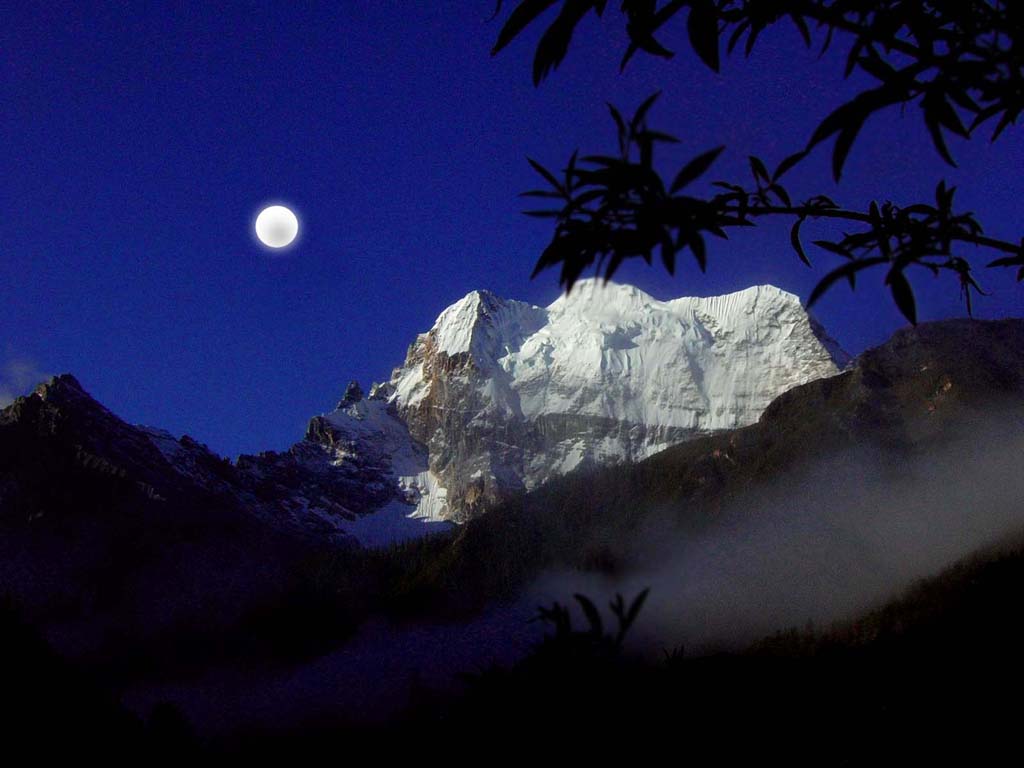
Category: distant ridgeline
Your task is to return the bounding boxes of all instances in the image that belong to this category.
[1,281,847,550]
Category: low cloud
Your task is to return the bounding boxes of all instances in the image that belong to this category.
[530,407,1024,655]
[0,357,49,407]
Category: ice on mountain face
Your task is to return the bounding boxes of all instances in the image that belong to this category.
[334,499,454,548]
[432,290,548,359]
[315,397,454,530]
[362,279,847,523]
[509,282,843,428]
[310,280,846,528]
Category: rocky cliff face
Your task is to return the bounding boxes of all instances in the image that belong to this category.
[328,280,847,523]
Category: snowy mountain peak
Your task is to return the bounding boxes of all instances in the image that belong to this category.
[432,288,547,362]
[329,281,849,524]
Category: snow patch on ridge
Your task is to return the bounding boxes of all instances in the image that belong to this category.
[322,398,453,529]
[336,499,454,549]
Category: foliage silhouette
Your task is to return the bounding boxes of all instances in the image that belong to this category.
[531,588,650,660]
[491,0,1024,323]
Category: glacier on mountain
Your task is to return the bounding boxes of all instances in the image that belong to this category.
[323,279,847,527]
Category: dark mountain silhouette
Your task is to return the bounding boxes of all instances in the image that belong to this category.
[0,374,370,676]
[1,317,1022,750]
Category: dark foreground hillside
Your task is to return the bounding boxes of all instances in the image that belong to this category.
[7,526,1023,762]
[415,529,1024,764]
[1,318,1022,756]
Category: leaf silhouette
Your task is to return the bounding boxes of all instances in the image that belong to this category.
[623,588,649,632]
[528,157,565,193]
[574,593,604,637]
[808,86,901,181]
[687,0,719,72]
[772,150,808,181]
[532,0,592,85]
[670,145,725,193]
[886,268,918,324]
[808,256,889,307]
[812,240,854,259]
[660,231,676,274]
[921,90,961,167]
[492,0,559,56]
[749,155,770,183]
[791,219,811,267]
[791,13,811,46]
[608,103,628,155]
[630,91,661,133]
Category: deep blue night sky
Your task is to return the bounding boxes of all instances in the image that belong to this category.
[3,2,1022,457]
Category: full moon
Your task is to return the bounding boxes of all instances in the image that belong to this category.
[255,205,299,248]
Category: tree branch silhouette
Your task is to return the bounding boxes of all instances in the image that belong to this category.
[492,0,1024,323]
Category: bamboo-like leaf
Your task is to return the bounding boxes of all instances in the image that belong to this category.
[528,157,565,193]
[608,103,628,153]
[631,91,661,132]
[670,145,725,193]
[887,269,917,324]
[491,0,559,55]
[727,20,749,54]
[992,108,1019,141]
[689,233,707,272]
[844,38,865,78]
[749,155,770,184]
[807,256,888,307]
[987,256,1024,268]
[770,183,791,207]
[808,86,899,180]
[772,150,808,181]
[660,230,676,274]
[832,122,862,181]
[564,148,578,192]
[744,24,761,56]
[791,219,811,267]
[933,92,969,138]
[623,588,650,631]
[532,0,592,85]
[791,14,811,47]
[969,103,1002,134]
[574,593,604,636]
[686,0,719,72]
[812,240,854,259]
[922,91,959,167]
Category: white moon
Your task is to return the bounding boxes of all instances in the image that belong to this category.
[255,205,299,248]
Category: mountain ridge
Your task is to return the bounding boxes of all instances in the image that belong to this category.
[344,279,848,522]
[1,281,849,541]
[1,315,1019,683]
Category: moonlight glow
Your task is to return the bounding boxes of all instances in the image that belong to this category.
[255,205,299,248]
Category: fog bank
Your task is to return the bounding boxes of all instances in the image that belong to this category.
[532,410,1024,653]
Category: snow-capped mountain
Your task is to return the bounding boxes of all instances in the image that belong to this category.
[323,280,848,524]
